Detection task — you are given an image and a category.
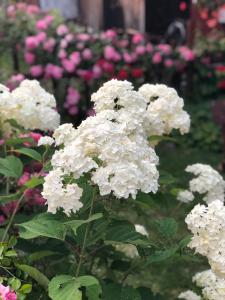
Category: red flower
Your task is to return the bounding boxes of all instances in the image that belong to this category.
[117,69,128,79]
[218,79,225,89]
[131,68,143,78]
[216,65,225,72]
[179,1,187,11]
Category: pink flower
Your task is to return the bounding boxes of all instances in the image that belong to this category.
[77,42,84,50]
[103,29,117,39]
[7,5,16,18]
[60,39,68,49]
[66,87,80,105]
[117,39,129,48]
[36,32,47,43]
[152,52,162,64]
[123,52,137,64]
[92,65,102,79]
[29,132,42,143]
[70,51,81,65]
[87,108,96,117]
[178,46,195,61]
[0,139,4,146]
[82,48,92,60]
[18,172,30,186]
[61,59,75,73]
[76,33,90,41]
[135,45,146,55]
[44,15,54,26]
[146,43,153,53]
[157,44,172,55]
[30,65,43,77]
[164,59,174,68]
[2,202,17,217]
[132,33,144,44]
[24,52,35,65]
[68,106,79,115]
[16,3,26,11]
[25,36,39,50]
[56,24,69,36]
[45,64,63,79]
[0,283,17,300]
[104,46,121,61]
[36,19,48,31]
[58,49,67,59]
[65,34,73,42]
[43,38,56,53]
[77,69,93,81]
[26,5,40,15]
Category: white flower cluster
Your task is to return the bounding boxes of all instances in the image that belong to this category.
[193,269,225,300]
[42,80,190,215]
[177,164,225,204]
[139,84,190,136]
[185,200,225,278]
[178,290,201,300]
[0,80,60,131]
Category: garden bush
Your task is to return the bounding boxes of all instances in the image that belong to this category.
[0,77,224,299]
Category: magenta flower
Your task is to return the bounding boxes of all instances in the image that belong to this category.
[30,65,43,77]
[152,52,162,64]
[82,48,93,60]
[24,52,36,65]
[25,36,40,50]
[56,24,69,36]
[0,283,17,300]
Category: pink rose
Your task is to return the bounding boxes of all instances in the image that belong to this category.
[152,52,162,64]
[66,87,80,105]
[44,15,54,26]
[26,5,40,15]
[61,59,75,73]
[103,29,117,39]
[135,45,146,55]
[146,43,153,53]
[68,106,79,115]
[132,33,144,44]
[56,24,69,36]
[92,65,102,79]
[0,283,17,300]
[45,64,63,79]
[82,48,92,60]
[36,31,47,43]
[7,5,16,18]
[58,49,67,59]
[76,33,90,41]
[24,52,36,65]
[36,19,48,31]
[77,69,93,81]
[65,34,74,42]
[164,59,174,68]
[70,51,81,65]
[18,172,30,186]
[25,36,39,50]
[157,44,172,55]
[104,46,121,61]
[30,65,43,77]
[123,52,137,64]
[178,46,195,62]
[60,39,68,49]
[43,38,56,53]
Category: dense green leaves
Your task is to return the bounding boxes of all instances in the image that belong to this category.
[48,275,101,300]
[0,155,23,178]
[155,218,178,237]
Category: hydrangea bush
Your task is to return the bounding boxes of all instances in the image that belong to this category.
[0,77,224,299]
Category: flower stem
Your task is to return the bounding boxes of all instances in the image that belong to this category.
[1,194,24,242]
[75,187,96,277]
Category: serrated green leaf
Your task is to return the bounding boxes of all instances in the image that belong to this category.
[145,246,179,266]
[14,148,42,162]
[16,264,49,290]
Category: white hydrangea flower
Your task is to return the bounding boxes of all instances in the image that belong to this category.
[185,200,225,278]
[114,244,139,258]
[185,164,225,204]
[178,290,201,300]
[38,136,54,146]
[0,80,60,132]
[42,169,83,215]
[177,190,194,203]
[53,123,76,146]
[10,80,60,131]
[193,269,225,300]
[135,224,149,237]
[139,84,190,136]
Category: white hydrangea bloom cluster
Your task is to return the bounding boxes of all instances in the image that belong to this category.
[193,269,225,300]
[0,80,60,131]
[179,164,225,204]
[38,136,55,146]
[43,80,190,214]
[185,200,225,278]
[178,290,201,300]
[139,84,190,136]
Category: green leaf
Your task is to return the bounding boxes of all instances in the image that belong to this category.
[29,250,60,263]
[48,275,82,300]
[148,135,176,143]
[159,171,176,185]
[24,177,44,188]
[0,156,23,178]
[65,213,103,235]
[155,218,178,237]
[18,213,67,241]
[8,278,21,290]
[14,148,42,162]
[145,246,179,266]
[78,276,101,300]
[105,221,149,246]
[179,235,192,250]
[6,137,33,146]
[19,283,32,294]
[16,264,49,290]
[103,283,141,300]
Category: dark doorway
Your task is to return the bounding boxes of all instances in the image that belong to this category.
[103,0,125,30]
[145,0,191,35]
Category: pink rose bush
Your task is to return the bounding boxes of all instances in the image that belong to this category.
[0,284,17,300]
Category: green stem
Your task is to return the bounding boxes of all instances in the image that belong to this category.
[1,194,24,242]
[75,187,96,277]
